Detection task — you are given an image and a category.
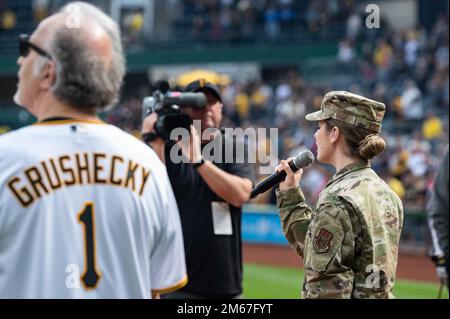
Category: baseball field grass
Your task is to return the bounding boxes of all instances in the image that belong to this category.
[243,263,449,299]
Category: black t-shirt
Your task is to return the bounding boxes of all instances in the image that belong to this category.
[164,131,255,297]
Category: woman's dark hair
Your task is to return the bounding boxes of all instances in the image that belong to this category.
[324,119,386,160]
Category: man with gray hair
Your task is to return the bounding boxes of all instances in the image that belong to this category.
[0,2,187,298]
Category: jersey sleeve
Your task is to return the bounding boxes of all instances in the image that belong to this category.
[148,166,187,295]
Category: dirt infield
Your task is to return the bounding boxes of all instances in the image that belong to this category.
[243,243,438,283]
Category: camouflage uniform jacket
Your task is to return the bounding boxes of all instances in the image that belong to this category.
[276,160,403,298]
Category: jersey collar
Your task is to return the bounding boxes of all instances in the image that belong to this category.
[34,117,106,126]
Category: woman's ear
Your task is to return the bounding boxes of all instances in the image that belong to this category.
[330,126,340,144]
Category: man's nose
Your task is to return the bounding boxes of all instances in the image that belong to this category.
[199,105,211,113]
[204,106,214,114]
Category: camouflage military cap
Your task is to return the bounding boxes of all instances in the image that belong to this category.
[305,91,386,133]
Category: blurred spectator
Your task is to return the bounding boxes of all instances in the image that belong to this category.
[373,38,394,81]
[274,80,292,103]
[305,1,320,33]
[249,82,271,122]
[435,43,449,70]
[278,1,295,35]
[234,85,251,123]
[422,114,444,141]
[387,176,406,200]
[401,80,424,120]
[264,3,280,41]
[346,10,361,40]
[337,38,356,67]
[404,30,420,66]
[1,9,16,29]
[275,94,305,124]
[406,135,431,177]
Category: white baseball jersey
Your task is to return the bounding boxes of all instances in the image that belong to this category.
[0,119,187,298]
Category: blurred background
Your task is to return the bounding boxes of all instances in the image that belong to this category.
[0,0,448,298]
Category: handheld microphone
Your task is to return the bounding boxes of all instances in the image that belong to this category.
[250,150,315,198]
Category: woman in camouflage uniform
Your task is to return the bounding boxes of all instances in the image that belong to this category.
[276,91,403,299]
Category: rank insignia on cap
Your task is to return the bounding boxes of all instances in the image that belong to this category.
[313,228,334,253]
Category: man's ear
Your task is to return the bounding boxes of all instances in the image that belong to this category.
[39,61,56,90]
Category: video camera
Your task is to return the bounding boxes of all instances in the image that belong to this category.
[142,80,206,140]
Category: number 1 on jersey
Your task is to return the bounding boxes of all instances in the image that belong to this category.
[78,202,101,289]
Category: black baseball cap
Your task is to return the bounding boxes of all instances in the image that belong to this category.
[185,78,222,102]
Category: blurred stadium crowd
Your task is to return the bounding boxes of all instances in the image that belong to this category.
[172,0,359,43]
[108,3,449,216]
[0,0,448,246]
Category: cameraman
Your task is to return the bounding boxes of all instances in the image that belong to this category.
[142,79,255,299]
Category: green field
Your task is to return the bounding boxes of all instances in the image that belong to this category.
[243,263,449,299]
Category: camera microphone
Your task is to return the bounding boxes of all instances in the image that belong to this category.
[154,80,170,94]
[163,92,206,109]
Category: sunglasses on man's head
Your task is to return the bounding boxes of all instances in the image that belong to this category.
[18,34,52,60]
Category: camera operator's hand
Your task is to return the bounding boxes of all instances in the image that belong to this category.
[142,112,158,135]
[142,113,165,162]
[180,124,202,164]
